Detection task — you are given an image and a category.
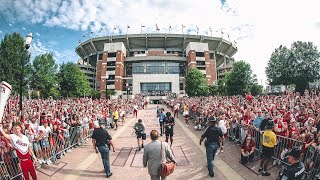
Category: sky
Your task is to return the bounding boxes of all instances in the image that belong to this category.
[0,0,320,86]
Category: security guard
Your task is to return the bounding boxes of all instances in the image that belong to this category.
[280,148,305,180]
[200,116,222,177]
[92,118,115,178]
[259,120,277,176]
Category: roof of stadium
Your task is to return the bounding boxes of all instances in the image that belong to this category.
[75,33,237,67]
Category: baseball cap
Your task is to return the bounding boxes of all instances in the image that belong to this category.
[98,118,105,125]
[286,148,302,159]
[208,116,217,122]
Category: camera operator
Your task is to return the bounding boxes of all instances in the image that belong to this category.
[280,148,305,180]
[133,119,146,151]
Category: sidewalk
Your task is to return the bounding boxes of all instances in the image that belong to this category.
[36,104,277,179]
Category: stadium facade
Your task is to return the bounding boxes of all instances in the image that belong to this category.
[75,33,237,97]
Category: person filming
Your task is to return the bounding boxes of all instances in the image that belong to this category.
[133,119,146,151]
[280,148,305,180]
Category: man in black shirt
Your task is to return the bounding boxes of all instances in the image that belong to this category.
[164,112,175,147]
[200,116,223,177]
[280,148,305,180]
[92,118,115,178]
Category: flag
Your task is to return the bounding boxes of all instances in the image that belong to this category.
[209,27,212,31]
[127,25,130,28]
[196,26,199,31]
[169,24,172,29]
[113,26,117,30]
[182,24,186,28]
[141,25,145,27]
[227,34,230,38]
[221,30,224,35]
[156,24,160,31]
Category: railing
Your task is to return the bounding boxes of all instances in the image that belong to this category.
[0,126,93,179]
[227,123,320,180]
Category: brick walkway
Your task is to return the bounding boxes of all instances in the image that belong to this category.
[36,104,279,179]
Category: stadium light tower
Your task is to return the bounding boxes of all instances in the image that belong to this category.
[20,33,32,120]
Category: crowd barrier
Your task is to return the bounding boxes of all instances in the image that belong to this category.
[0,126,93,180]
[227,123,320,179]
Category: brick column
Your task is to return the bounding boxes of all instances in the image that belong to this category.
[115,50,125,92]
[98,52,108,91]
[205,51,217,85]
[187,50,196,69]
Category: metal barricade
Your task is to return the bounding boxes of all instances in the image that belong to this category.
[0,149,23,180]
[226,122,320,180]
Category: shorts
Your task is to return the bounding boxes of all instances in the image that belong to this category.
[114,119,118,123]
[33,142,41,151]
[184,115,189,118]
[42,139,49,148]
[261,146,274,158]
[83,124,89,129]
[165,128,174,137]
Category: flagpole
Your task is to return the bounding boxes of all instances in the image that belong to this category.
[126,26,128,35]
[169,24,171,34]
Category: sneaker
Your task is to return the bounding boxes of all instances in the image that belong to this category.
[277,160,281,165]
[106,172,113,178]
[209,173,214,177]
[141,144,144,148]
[41,159,46,164]
[258,167,263,172]
[114,129,117,131]
[38,160,43,165]
[138,146,141,151]
[220,149,224,153]
[262,172,271,176]
[46,160,51,165]
[273,160,277,166]
[215,151,219,156]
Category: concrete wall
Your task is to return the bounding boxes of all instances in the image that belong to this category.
[132,74,180,95]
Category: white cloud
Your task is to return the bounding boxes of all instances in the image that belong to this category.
[1,0,320,86]
[30,39,75,64]
[35,32,40,36]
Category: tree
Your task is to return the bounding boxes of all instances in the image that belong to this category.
[57,62,91,97]
[265,45,293,86]
[225,61,253,95]
[266,41,320,92]
[0,32,32,94]
[248,74,263,95]
[291,41,320,92]
[185,68,209,97]
[30,53,59,98]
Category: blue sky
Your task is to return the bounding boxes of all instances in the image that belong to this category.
[0,0,319,86]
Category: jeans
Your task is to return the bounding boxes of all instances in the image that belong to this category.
[206,143,219,176]
[98,145,111,176]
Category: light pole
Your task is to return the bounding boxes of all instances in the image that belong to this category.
[20,33,32,120]
[126,83,129,99]
[127,87,130,100]
[105,74,109,99]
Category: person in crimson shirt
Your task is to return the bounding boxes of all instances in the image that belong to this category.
[240,134,255,164]
[245,92,253,104]
[0,122,38,180]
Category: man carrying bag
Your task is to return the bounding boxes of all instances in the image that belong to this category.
[143,130,176,180]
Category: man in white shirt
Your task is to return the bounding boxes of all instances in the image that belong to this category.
[0,122,38,180]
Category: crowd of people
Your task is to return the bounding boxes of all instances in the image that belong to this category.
[0,95,148,179]
[165,90,320,179]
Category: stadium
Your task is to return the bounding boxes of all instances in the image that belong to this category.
[75,33,237,99]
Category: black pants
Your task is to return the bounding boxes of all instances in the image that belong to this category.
[159,122,164,135]
[241,153,254,164]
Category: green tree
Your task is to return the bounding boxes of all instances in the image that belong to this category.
[266,41,320,92]
[225,61,253,95]
[57,62,91,97]
[266,45,293,86]
[291,41,320,92]
[248,74,263,95]
[31,53,59,98]
[0,32,32,94]
[185,68,209,97]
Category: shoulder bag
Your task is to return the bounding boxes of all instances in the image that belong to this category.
[160,142,175,177]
